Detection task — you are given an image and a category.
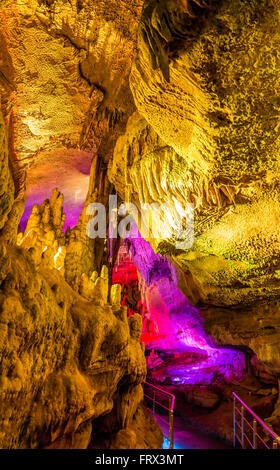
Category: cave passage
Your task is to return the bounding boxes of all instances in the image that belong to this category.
[19,149,93,232]
[112,234,246,386]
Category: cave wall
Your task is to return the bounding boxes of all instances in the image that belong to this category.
[0,0,144,161]
[0,104,14,230]
[1,0,280,448]
[0,149,163,448]
[0,234,149,448]
[107,0,280,386]
[109,0,280,306]
[0,0,165,450]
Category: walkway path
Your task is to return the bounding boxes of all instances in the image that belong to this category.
[158,414,229,449]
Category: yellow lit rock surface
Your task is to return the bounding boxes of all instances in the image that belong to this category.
[0,106,15,230]
[110,284,122,306]
[18,188,66,268]
[108,0,280,307]
[2,0,280,449]
[0,0,144,164]
[0,123,162,448]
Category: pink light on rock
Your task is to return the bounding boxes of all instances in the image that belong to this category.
[126,233,246,385]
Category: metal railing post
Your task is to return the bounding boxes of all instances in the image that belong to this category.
[233,392,280,450]
[144,382,175,449]
[253,419,257,449]
[233,396,236,448]
[241,406,244,449]
[169,397,174,450]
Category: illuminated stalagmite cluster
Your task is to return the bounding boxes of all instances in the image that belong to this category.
[1,0,280,449]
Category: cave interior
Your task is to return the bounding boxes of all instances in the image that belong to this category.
[1,0,280,450]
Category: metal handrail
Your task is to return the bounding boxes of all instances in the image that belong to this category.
[233,392,280,449]
[144,382,175,449]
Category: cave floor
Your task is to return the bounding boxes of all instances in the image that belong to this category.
[160,415,230,450]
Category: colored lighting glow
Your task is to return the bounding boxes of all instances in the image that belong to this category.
[19,149,93,232]
[120,232,246,385]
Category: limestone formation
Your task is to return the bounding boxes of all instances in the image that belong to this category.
[109,0,280,308]
[110,284,122,306]
[91,402,163,449]
[0,0,144,165]
[0,106,14,230]
[203,301,280,376]
[64,154,110,290]
[0,240,150,449]
[2,0,280,451]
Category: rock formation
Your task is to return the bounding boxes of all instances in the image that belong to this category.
[0,0,164,448]
[1,0,280,450]
[0,236,150,448]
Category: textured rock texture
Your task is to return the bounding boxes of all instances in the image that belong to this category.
[0,0,145,234]
[131,0,280,181]
[0,2,165,445]
[0,106,14,230]
[107,0,280,406]
[0,0,144,165]
[0,129,162,449]
[203,301,280,376]
[130,0,215,175]
[2,0,280,308]
[91,402,163,449]
[0,239,151,448]
[2,0,280,449]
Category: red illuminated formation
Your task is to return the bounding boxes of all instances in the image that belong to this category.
[1,0,280,452]
[112,246,139,286]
